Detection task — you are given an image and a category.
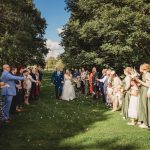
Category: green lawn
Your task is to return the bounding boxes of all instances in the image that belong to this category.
[0,72,150,150]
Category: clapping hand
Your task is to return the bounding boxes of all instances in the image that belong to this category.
[0,82,10,88]
[0,82,6,87]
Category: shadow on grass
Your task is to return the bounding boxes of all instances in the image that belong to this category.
[58,138,138,150]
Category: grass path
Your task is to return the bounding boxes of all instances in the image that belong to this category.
[0,72,150,150]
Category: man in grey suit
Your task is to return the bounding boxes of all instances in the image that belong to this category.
[1,64,24,123]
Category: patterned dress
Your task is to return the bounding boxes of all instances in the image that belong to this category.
[89,73,93,94]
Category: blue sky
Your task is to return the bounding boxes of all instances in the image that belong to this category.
[34,0,69,40]
[33,0,70,57]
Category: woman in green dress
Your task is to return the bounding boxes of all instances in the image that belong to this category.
[136,64,150,129]
[122,67,132,119]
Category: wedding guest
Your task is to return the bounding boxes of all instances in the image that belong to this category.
[92,67,99,99]
[76,76,81,90]
[85,70,90,96]
[106,82,113,106]
[99,69,107,103]
[23,70,37,105]
[15,67,25,112]
[79,68,82,76]
[73,68,80,78]
[89,70,94,94]
[30,67,39,100]
[37,66,43,94]
[115,85,123,110]
[35,68,40,98]
[80,68,86,94]
[1,64,24,123]
[137,64,150,129]
[97,69,111,105]
[10,67,18,114]
[122,67,132,119]
[111,71,122,111]
[104,69,111,105]
[15,80,23,112]
[38,66,43,83]
[73,68,80,91]
[128,79,139,125]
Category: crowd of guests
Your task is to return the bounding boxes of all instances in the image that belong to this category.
[71,63,150,129]
[1,63,150,130]
[0,64,43,124]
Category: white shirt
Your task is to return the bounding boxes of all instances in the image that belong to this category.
[98,76,107,83]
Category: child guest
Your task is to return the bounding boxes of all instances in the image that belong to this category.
[128,80,139,125]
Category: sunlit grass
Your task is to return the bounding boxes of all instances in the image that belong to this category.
[0,72,149,150]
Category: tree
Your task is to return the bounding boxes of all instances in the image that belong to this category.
[0,0,48,67]
[61,0,150,72]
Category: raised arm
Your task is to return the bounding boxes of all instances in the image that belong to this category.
[137,80,150,88]
[136,73,150,88]
[6,73,24,81]
[97,76,107,83]
[29,75,36,83]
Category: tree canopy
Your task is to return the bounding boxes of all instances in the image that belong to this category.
[0,0,48,67]
[61,0,150,71]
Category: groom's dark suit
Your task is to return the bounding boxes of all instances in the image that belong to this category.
[52,71,64,99]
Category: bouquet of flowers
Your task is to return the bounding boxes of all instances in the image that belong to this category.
[130,67,140,79]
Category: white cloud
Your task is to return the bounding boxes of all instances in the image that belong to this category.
[57,27,64,34]
[46,39,64,59]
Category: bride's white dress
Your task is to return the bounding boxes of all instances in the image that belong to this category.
[61,74,75,101]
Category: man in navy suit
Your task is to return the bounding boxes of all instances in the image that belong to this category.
[1,64,24,123]
[52,67,64,99]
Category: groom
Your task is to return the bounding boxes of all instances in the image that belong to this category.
[52,67,64,99]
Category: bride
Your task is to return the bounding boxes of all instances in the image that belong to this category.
[61,69,75,101]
